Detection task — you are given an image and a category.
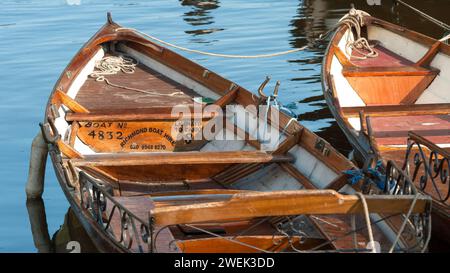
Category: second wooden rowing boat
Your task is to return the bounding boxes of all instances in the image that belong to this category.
[321,10,449,250]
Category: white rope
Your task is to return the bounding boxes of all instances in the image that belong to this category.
[439,33,450,42]
[395,0,450,31]
[90,55,137,80]
[113,8,376,60]
[339,9,378,60]
[355,192,376,253]
[89,55,184,97]
[184,224,271,253]
[388,194,420,253]
[116,27,308,58]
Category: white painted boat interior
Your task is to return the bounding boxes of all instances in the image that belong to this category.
[367,25,450,104]
[330,25,450,140]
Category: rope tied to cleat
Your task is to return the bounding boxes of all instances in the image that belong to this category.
[115,8,377,59]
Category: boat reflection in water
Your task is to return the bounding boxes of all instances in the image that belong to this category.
[26,198,98,253]
[180,0,224,38]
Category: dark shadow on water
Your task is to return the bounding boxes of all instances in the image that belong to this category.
[26,198,98,253]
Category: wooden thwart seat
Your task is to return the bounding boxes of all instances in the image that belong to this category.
[70,150,294,167]
[332,44,440,105]
[149,190,430,226]
[66,87,238,122]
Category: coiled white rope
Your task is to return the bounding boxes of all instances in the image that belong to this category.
[89,55,184,97]
[339,9,378,60]
[90,55,137,80]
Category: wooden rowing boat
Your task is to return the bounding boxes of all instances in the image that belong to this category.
[43,13,431,253]
[321,11,450,250]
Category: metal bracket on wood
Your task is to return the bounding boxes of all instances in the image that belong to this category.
[314,138,331,157]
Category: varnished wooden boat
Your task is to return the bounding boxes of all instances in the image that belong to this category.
[43,13,431,253]
[322,11,450,250]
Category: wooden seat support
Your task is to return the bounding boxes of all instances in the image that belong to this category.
[66,87,238,122]
[53,90,89,113]
[70,150,294,167]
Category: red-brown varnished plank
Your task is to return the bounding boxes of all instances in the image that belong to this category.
[370,115,450,145]
[350,45,414,67]
[75,61,199,111]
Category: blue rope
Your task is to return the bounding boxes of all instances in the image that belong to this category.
[344,160,391,190]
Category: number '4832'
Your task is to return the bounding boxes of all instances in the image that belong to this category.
[88,130,123,140]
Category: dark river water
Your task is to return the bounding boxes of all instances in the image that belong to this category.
[0,0,448,252]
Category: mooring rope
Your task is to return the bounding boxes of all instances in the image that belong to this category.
[89,55,185,97]
[339,9,378,60]
[116,26,309,58]
[355,192,376,253]
[388,193,420,253]
[115,8,376,59]
[439,33,450,42]
[394,0,450,31]
[96,9,379,97]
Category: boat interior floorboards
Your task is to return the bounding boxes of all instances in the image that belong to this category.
[75,56,199,111]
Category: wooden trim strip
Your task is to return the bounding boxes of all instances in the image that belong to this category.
[409,131,450,158]
[369,18,450,56]
[271,129,303,155]
[70,151,294,167]
[399,75,437,104]
[65,110,217,122]
[277,163,316,189]
[342,103,450,117]
[225,122,261,150]
[332,45,352,67]
[325,173,350,191]
[343,66,438,77]
[416,41,442,67]
[68,122,80,147]
[53,90,89,113]
[57,139,83,159]
[213,87,239,108]
[150,190,430,226]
